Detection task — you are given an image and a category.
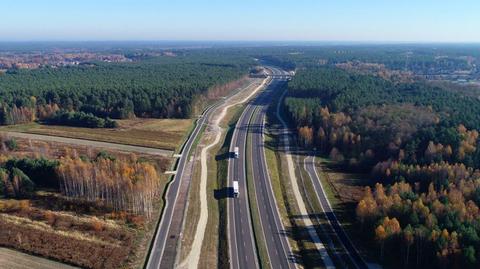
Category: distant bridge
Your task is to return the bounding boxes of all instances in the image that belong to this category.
[268,74,292,80]
[250,73,292,80]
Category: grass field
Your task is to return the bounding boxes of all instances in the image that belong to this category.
[0,118,193,151]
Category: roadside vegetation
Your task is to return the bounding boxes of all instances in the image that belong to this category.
[0,50,256,268]
[0,118,193,151]
[44,110,117,128]
[264,89,327,268]
[284,65,480,268]
[0,134,170,269]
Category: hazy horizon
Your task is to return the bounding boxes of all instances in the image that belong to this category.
[2,0,479,43]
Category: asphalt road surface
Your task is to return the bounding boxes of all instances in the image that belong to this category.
[146,80,257,269]
[304,155,369,269]
[249,78,296,269]
[228,67,296,269]
[227,82,264,269]
[269,65,369,269]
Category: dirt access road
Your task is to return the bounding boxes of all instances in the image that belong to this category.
[0,247,78,269]
[1,131,173,157]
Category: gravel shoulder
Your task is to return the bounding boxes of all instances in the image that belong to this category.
[178,78,267,269]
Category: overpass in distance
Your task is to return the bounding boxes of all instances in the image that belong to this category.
[250,73,292,80]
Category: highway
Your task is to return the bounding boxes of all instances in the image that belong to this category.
[145,79,258,269]
[227,82,261,269]
[270,66,368,269]
[304,155,369,269]
[228,67,295,269]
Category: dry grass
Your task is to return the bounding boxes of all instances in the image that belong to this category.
[180,105,243,266]
[316,158,368,204]
[0,118,193,151]
[0,213,119,246]
[0,247,77,269]
[200,135,221,269]
[179,152,201,262]
[0,140,170,269]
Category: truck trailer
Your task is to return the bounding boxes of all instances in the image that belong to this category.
[233,146,239,158]
[233,181,239,198]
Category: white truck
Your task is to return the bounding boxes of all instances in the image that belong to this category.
[233,181,239,198]
[233,146,239,159]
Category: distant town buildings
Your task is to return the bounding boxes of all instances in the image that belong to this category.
[0,51,131,71]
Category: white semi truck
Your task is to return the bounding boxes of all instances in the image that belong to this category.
[233,146,239,158]
[233,181,239,198]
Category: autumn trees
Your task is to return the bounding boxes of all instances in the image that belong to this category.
[285,66,480,267]
[284,67,480,171]
[375,216,401,260]
[57,154,160,217]
[0,152,161,218]
[0,104,36,125]
[0,167,35,198]
[357,176,480,268]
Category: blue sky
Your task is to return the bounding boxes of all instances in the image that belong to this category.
[2,0,479,42]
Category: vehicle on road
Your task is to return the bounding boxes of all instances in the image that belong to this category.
[233,146,239,158]
[233,180,239,198]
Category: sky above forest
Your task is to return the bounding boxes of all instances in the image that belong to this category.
[2,0,479,43]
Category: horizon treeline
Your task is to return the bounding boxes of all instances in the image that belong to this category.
[0,51,253,125]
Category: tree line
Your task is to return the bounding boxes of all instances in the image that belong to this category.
[44,110,118,128]
[0,52,253,125]
[252,45,478,74]
[285,67,480,170]
[0,152,160,217]
[284,66,480,267]
[57,155,159,218]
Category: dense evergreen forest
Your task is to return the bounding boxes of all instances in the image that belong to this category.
[45,110,118,128]
[0,51,253,125]
[286,67,480,168]
[284,66,480,268]
[253,45,480,74]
